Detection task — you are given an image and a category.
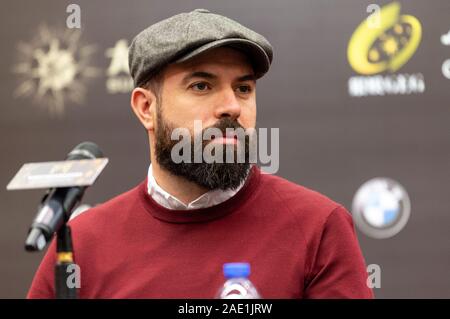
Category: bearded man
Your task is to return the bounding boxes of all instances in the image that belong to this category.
[28,8,373,299]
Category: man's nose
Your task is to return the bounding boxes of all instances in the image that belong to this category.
[213,88,241,119]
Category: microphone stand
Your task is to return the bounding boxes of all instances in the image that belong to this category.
[54,187,85,299]
[55,221,78,299]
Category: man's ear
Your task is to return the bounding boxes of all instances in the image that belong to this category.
[130,87,156,131]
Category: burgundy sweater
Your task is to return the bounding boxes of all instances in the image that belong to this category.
[27,166,373,299]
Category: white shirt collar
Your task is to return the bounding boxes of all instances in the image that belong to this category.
[147,164,247,210]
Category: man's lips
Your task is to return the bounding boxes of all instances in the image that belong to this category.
[211,136,238,144]
[209,132,238,144]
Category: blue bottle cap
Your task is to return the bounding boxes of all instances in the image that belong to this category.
[223,262,251,279]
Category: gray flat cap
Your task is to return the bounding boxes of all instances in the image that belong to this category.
[129,8,273,87]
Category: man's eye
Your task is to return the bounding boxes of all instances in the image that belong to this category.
[236,85,252,93]
[190,82,210,91]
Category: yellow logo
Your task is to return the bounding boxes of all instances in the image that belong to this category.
[347,2,422,75]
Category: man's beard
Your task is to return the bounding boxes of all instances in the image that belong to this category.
[154,107,251,191]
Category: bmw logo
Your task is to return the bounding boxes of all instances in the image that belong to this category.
[352,178,411,239]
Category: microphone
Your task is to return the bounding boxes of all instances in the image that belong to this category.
[25,142,104,252]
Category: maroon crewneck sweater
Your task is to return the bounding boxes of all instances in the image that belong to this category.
[27,166,373,299]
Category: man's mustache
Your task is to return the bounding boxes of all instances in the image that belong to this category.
[202,118,244,135]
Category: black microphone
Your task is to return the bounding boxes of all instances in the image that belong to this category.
[25,142,104,252]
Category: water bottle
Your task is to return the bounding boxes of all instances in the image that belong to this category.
[216,262,261,299]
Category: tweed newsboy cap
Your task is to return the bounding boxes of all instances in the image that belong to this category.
[128,8,273,87]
